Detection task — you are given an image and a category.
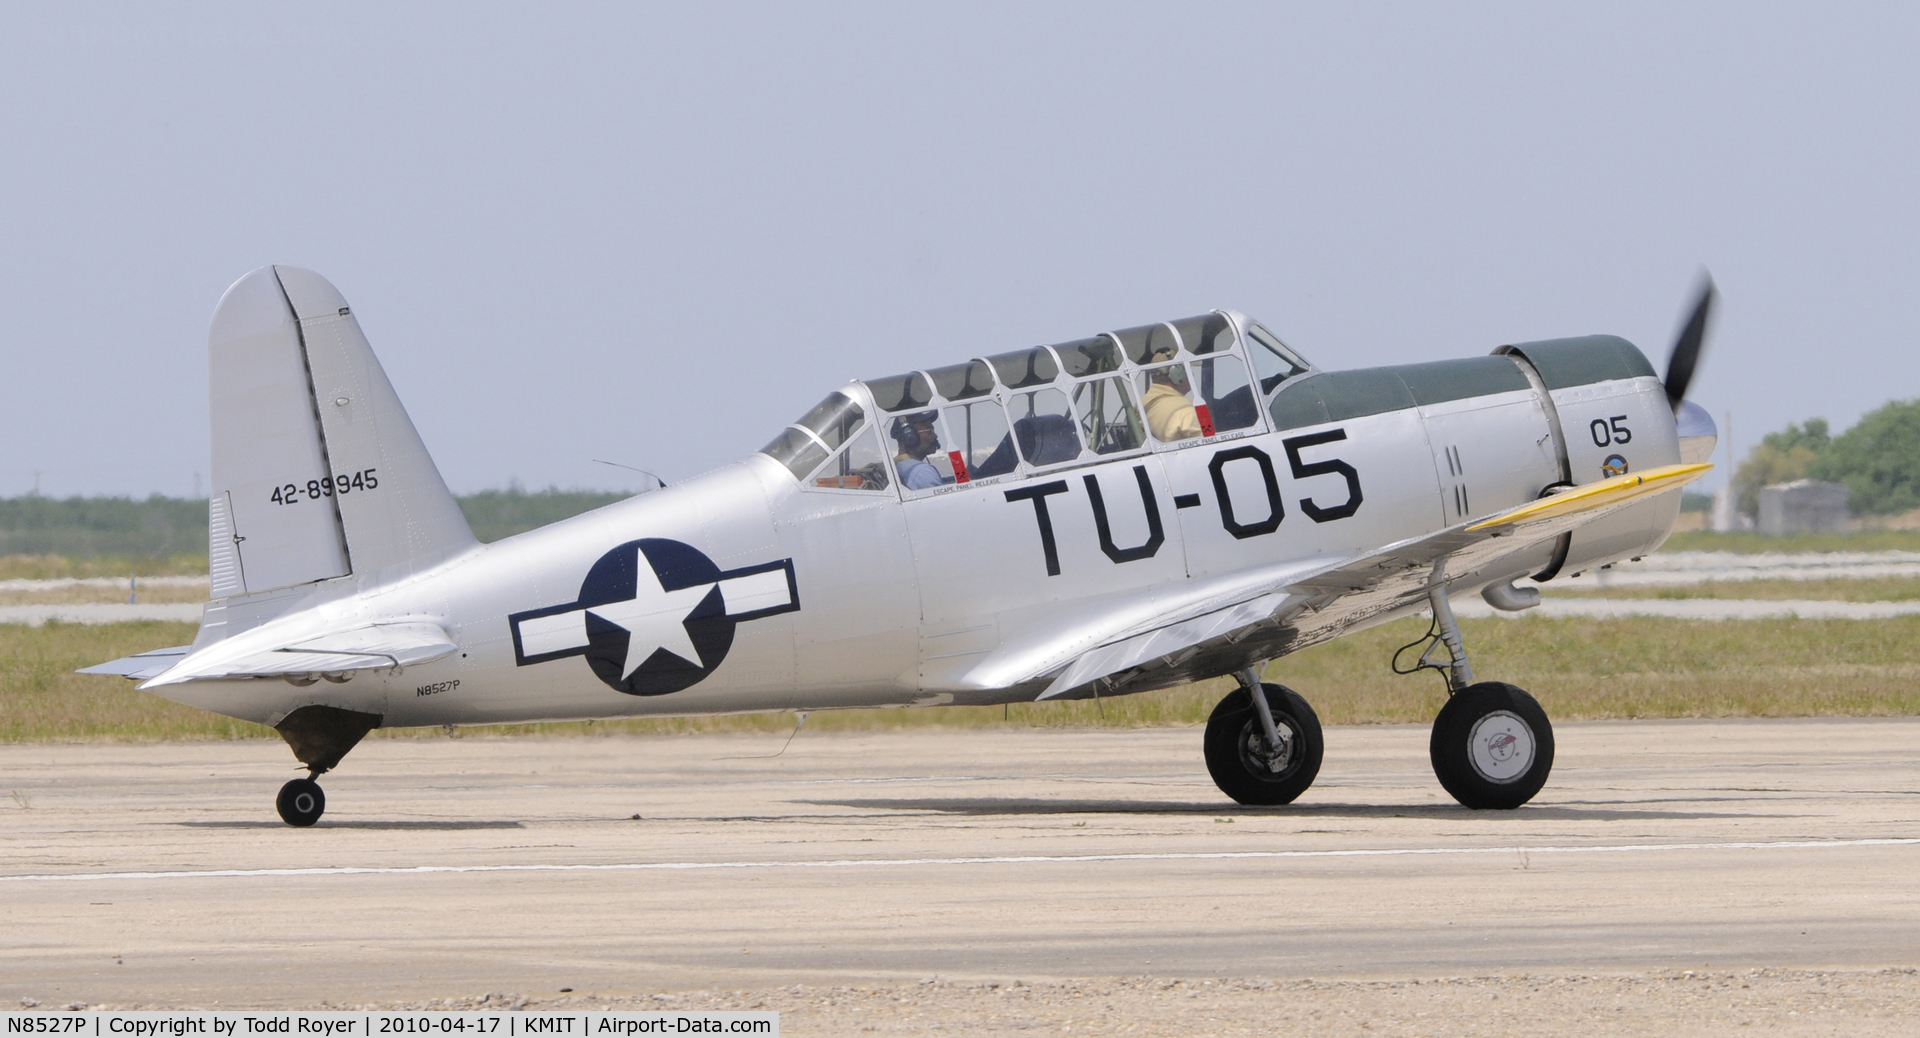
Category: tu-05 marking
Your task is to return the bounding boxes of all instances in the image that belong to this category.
[84,265,1720,826]
[1005,431,1367,576]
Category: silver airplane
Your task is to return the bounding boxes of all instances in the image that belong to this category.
[87,266,1717,826]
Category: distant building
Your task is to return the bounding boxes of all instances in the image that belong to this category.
[1758,480,1850,536]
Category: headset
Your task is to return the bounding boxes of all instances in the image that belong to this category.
[889,411,940,455]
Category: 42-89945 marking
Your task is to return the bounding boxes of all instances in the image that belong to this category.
[270,468,378,505]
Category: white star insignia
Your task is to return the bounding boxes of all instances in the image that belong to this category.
[585,548,715,680]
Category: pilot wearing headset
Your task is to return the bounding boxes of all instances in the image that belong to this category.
[890,412,952,490]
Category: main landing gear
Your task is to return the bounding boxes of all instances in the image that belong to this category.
[1204,667,1325,805]
[1430,681,1553,809]
[271,705,380,827]
[1407,576,1554,809]
[1203,579,1554,809]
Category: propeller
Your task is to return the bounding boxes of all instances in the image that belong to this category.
[1663,275,1716,413]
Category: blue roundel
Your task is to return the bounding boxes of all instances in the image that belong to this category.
[506,538,798,698]
[581,539,736,696]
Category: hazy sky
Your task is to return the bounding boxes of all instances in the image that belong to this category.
[4,3,1916,497]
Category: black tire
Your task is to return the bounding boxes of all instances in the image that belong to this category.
[1430,682,1554,809]
[276,778,326,827]
[1204,683,1324,805]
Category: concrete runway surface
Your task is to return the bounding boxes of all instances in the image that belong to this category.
[3,720,1919,1010]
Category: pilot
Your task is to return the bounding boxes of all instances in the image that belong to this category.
[1141,353,1202,442]
[890,411,952,490]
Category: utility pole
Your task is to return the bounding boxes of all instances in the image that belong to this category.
[1711,411,1736,532]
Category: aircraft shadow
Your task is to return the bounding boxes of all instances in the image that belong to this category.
[173,820,526,830]
[793,797,1766,822]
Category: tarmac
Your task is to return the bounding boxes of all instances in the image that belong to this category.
[3,719,1919,1010]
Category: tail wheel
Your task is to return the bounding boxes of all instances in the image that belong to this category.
[276,777,326,827]
[1430,682,1554,809]
[1204,683,1324,805]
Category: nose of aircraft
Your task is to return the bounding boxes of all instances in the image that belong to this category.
[1676,398,1718,464]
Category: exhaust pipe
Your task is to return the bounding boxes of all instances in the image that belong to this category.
[1480,578,1540,612]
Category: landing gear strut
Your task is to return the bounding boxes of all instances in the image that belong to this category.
[1421,579,1554,809]
[271,705,381,827]
[1204,667,1324,805]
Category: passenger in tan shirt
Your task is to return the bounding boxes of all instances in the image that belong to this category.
[1142,362,1201,442]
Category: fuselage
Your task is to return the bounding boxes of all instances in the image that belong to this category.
[153,313,1694,729]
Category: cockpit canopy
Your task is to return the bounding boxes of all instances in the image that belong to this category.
[760,311,1311,495]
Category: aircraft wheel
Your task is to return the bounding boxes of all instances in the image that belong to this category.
[276,778,326,827]
[1430,682,1554,810]
[1204,683,1324,805]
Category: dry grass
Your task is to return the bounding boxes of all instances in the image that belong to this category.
[1541,575,1920,601]
[1422,614,1920,720]
[0,554,209,579]
[0,579,209,605]
[0,622,265,742]
[1854,506,1920,531]
[9,615,1920,745]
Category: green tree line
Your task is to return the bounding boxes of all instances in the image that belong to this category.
[1734,399,1920,516]
[0,487,636,559]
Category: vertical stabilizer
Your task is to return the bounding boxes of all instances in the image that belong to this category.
[207,266,476,599]
[209,268,352,593]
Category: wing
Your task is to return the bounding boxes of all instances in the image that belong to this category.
[1027,462,1710,700]
[82,622,458,688]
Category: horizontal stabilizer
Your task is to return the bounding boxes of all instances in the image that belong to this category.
[137,621,457,688]
[77,646,191,682]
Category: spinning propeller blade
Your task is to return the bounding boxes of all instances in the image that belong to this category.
[1664,276,1716,413]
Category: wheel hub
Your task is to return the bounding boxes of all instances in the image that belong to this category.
[1240,722,1296,776]
[1467,710,1535,783]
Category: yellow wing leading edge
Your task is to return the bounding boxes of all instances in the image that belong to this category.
[1468,462,1713,532]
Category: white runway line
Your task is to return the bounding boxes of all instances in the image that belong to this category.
[1456,598,1920,620]
[6,837,1915,884]
[0,603,203,626]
